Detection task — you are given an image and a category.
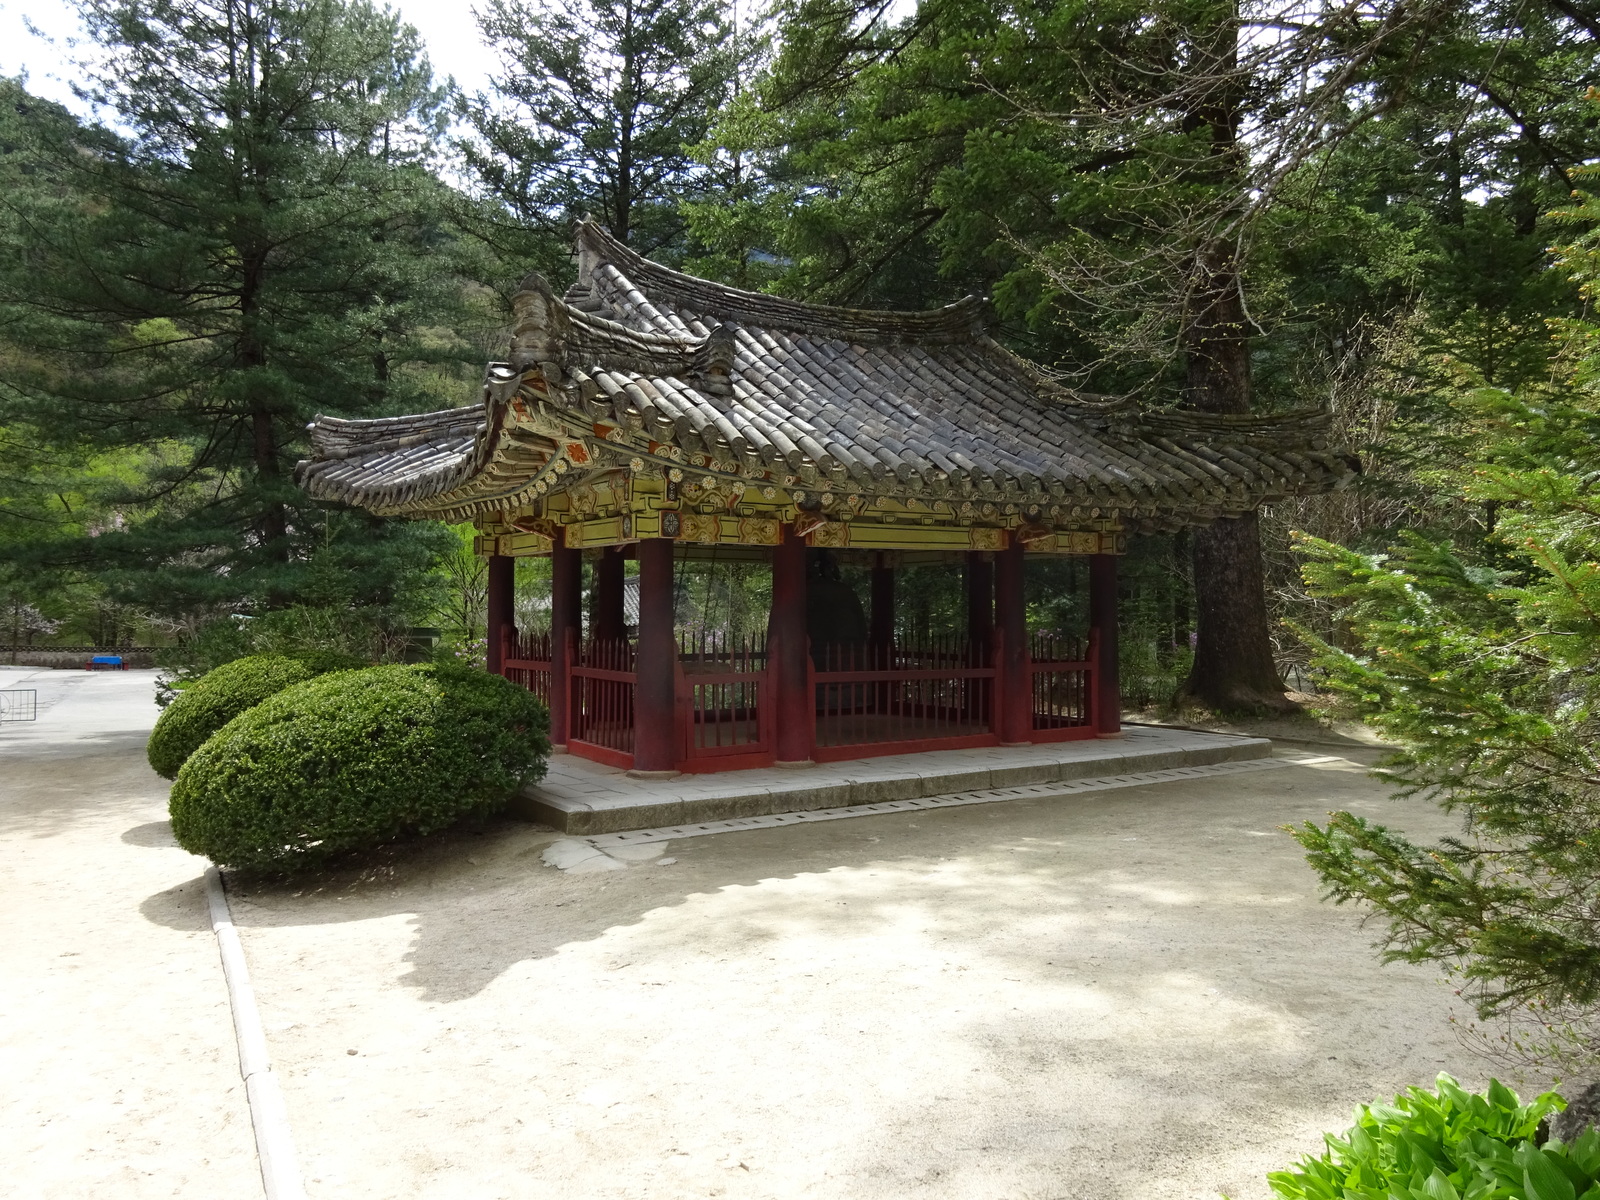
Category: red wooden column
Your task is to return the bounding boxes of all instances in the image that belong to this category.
[632,538,677,774]
[1089,553,1122,736]
[549,531,581,747]
[592,546,627,643]
[994,538,1031,744]
[770,525,813,765]
[486,554,514,676]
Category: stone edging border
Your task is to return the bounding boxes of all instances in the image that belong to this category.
[205,867,308,1200]
[583,756,1297,849]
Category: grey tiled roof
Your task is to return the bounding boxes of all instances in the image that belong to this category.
[296,221,1355,529]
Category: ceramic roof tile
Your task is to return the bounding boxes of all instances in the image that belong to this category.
[297,220,1356,526]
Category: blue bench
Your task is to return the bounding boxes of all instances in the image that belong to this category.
[85,655,126,671]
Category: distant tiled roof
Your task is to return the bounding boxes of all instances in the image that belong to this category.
[296,221,1355,533]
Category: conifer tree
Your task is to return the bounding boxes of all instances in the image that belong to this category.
[460,0,743,262]
[1293,172,1600,1071]
[0,0,477,618]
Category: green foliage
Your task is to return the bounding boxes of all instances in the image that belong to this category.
[169,663,550,871]
[1027,537,1195,711]
[1266,1076,1588,1200]
[1290,171,1600,1067]
[674,555,772,641]
[460,0,744,261]
[431,523,489,653]
[153,620,254,696]
[702,0,1596,351]
[246,606,412,664]
[146,653,361,778]
[0,2,484,619]
[1119,629,1195,714]
[148,516,454,694]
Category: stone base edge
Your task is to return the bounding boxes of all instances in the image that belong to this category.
[512,737,1272,835]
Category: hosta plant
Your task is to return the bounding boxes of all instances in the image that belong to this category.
[1268,1075,1594,1200]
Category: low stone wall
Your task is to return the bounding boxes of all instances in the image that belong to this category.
[0,648,159,669]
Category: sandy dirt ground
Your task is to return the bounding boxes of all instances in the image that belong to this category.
[225,747,1525,1200]
[1,667,259,1198]
[4,668,1540,1199]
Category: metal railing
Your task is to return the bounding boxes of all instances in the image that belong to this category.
[0,690,38,722]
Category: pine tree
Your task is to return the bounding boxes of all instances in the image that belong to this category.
[0,0,478,618]
[0,83,121,630]
[460,0,743,263]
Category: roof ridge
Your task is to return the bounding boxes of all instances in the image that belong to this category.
[510,271,735,381]
[573,220,989,346]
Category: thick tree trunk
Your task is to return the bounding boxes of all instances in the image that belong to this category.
[1179,242,1293,711]
[1176,12,1295,714]
[241,256,288,569]
[1179,256,1294,712]
[1187,513,1292,711]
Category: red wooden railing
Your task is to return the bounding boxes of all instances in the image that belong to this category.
[570,636,637,766]
[500,624,1099,772]
[676,631,771,769]
[502,628,554,707]
[812,635,997,760]
[1029,630,1097,740]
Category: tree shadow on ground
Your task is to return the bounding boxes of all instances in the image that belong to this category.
[138,868,214,933]
[139,813,817,1002]
[126,755,1496,1200]
[135,755,1436,1008]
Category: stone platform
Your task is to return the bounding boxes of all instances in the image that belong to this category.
[511,724,1271,835]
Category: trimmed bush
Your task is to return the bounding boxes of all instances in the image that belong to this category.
[1268,1075,1595,1200]
[168,663,550,871]
[147,654,362,779]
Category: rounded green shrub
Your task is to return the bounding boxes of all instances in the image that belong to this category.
[168,663,550,871]
[146,652,362,779]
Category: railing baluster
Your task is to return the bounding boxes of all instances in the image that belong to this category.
[1020,629,1094,732]
[674,626,769,761]
[809,629,1004,749]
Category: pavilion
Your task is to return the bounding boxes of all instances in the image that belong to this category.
[297,221,1353,776]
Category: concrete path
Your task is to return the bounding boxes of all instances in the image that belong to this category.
[1,667,259,1198]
